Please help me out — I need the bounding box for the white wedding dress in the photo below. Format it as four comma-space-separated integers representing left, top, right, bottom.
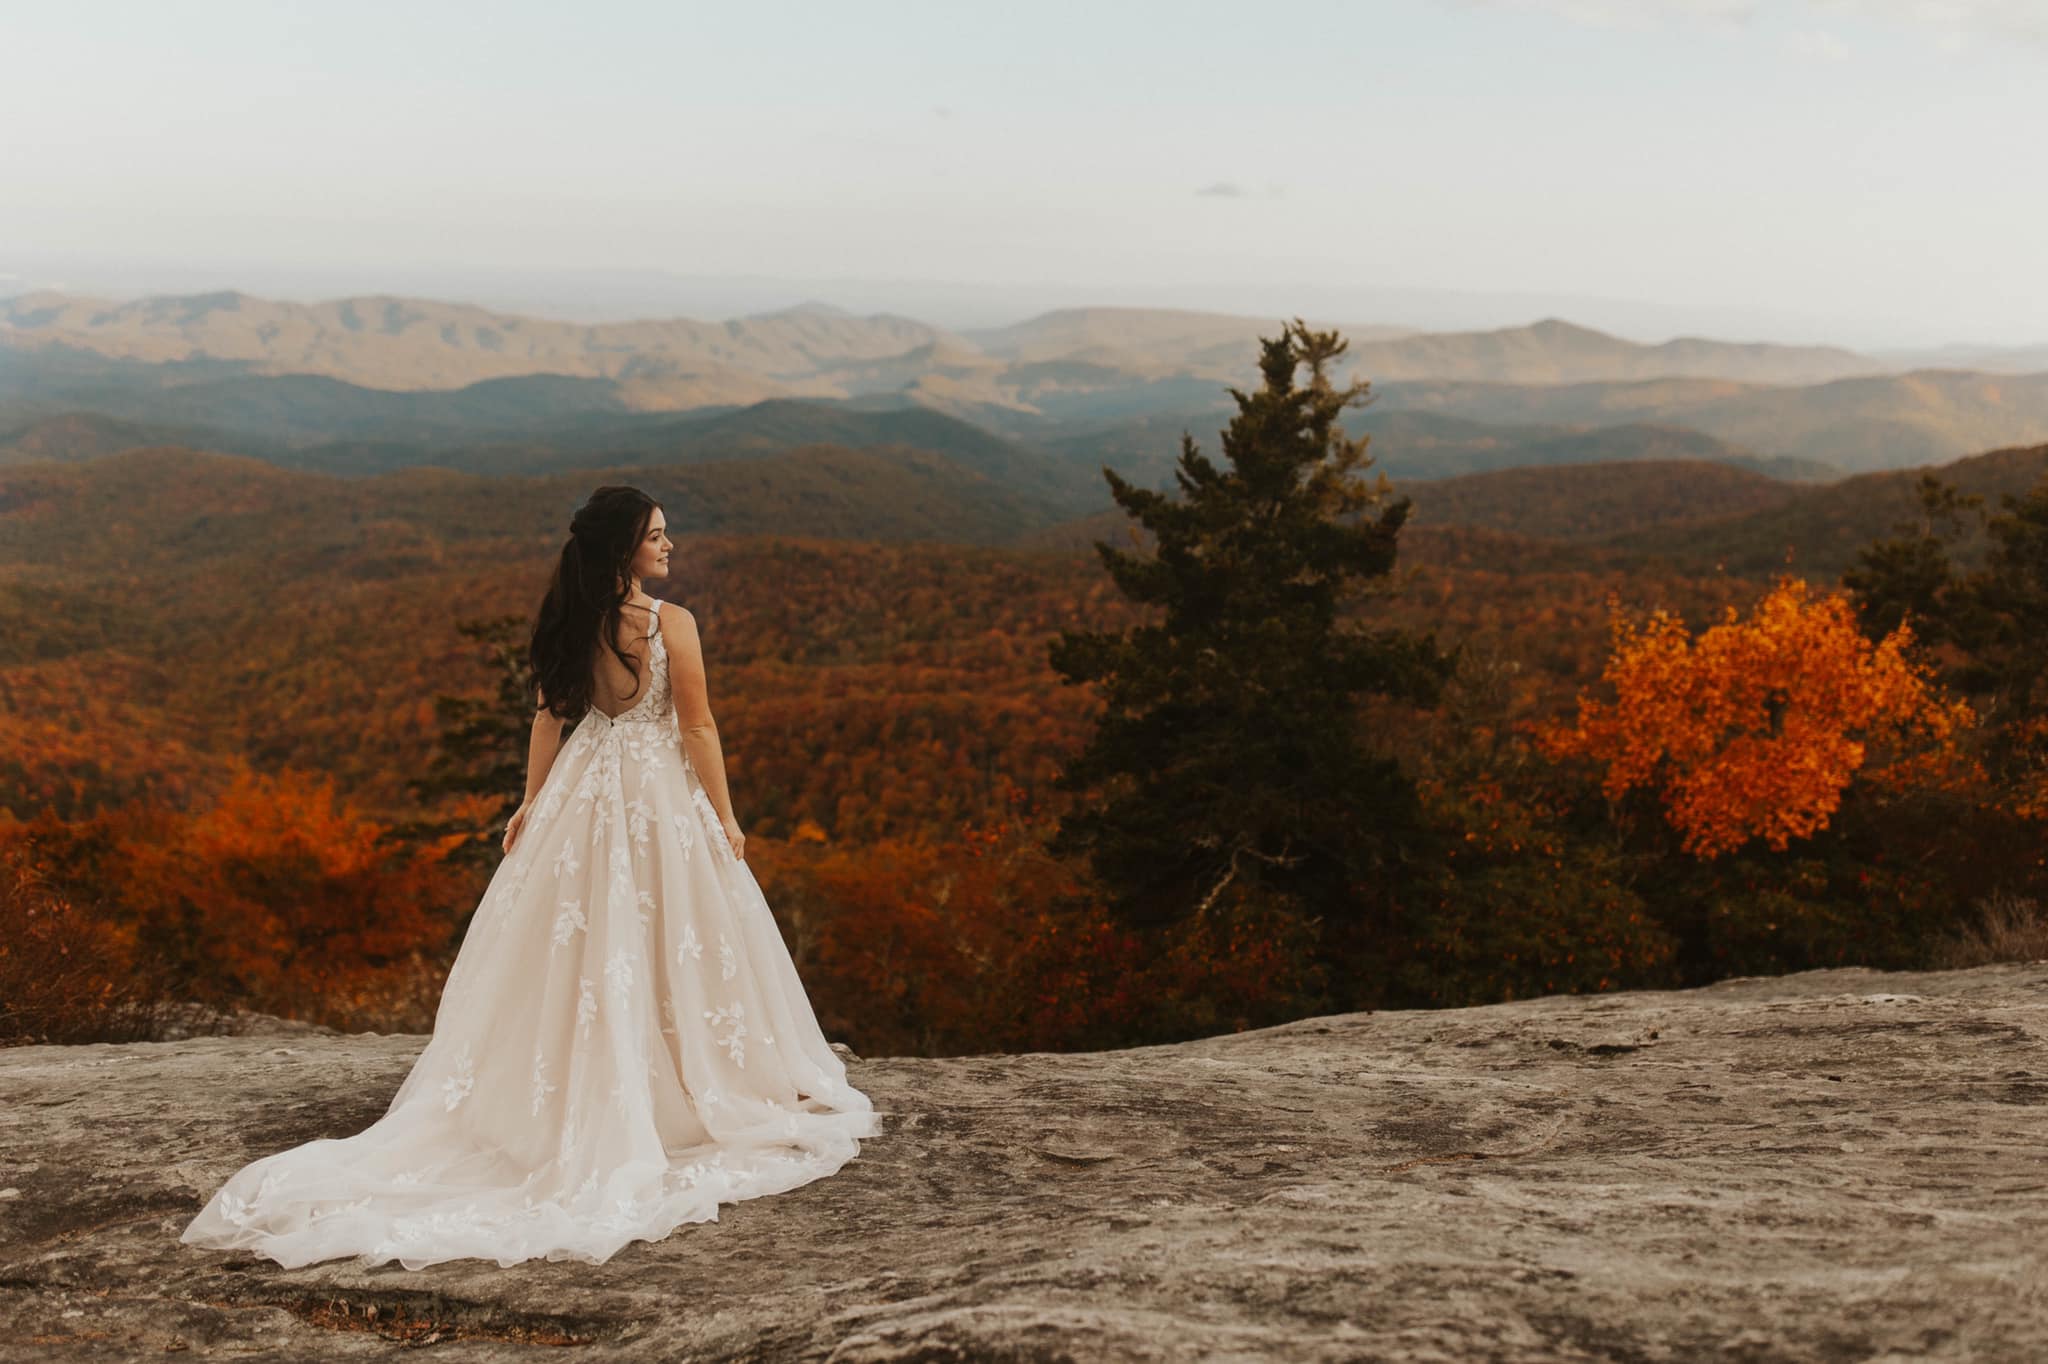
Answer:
181, 598, 883, 1270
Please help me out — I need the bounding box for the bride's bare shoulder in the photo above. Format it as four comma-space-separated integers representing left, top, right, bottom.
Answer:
657, 602, 701, 651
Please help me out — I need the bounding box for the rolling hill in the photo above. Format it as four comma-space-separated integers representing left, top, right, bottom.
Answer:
1038, 407, 1834, 490
1597, 442, 2048, 577
1339, 317, 1879, 386
0, 439, 1067, 596
429, 397, 1106, 514
1372, 372, 2048, 474
0, 412, 261, 465
1400, 460, 1801, 541
0, 390, 1114, 522
956, 306, 1415, 372
1016, 441, 2048, 584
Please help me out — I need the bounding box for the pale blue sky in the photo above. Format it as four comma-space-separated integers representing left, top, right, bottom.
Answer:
2, 0, 2043, 345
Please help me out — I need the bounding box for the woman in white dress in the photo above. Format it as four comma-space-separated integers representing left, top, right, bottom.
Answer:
181, 485, 883, 1270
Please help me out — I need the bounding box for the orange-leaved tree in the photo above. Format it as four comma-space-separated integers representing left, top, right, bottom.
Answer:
119, 764, 469, 1019
1539, 576, 1976, 858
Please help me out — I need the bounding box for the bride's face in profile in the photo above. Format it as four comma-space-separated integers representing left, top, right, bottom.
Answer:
627, 510, 672, 589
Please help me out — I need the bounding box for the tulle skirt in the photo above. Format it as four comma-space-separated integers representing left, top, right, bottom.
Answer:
180, 710, 883, 1270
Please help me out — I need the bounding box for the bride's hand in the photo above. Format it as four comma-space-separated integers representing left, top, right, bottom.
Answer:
502, 802, 530, 854
720, 815, 746, 861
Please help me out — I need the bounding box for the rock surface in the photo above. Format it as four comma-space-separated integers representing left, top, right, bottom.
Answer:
3, 963, 2045, 1362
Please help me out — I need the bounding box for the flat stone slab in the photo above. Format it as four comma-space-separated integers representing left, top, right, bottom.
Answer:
2, 962, 2044, 1361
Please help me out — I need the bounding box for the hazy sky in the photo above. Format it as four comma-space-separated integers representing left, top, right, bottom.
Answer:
3, 0, 2043, 346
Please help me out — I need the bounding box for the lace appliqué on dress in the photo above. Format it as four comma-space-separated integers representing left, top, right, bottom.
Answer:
179, 598, 881, 1271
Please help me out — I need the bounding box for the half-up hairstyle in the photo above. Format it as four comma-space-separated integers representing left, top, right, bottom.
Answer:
529, 485, 662, 724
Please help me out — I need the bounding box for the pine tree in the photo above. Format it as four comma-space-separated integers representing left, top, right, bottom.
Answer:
1846, 472, 2047, 722
400, 612, 531, 873
1969, 478, 2048, 725
1046, 318, 1454, 957
1845, 471, 2048, 794
1842, 473, 1984, 645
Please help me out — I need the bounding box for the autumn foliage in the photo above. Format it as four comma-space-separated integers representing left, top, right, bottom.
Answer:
121, 767, 470, 1020
763, 790, 1329, 1056
5, 438, 2044, 1048
1539, 577, 1976, 858
0, 845, 182, 1045
0, 765, 470, 1036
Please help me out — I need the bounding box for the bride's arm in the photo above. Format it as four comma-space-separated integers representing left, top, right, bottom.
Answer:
522, 687, 570, 805
662, 607, 737, 825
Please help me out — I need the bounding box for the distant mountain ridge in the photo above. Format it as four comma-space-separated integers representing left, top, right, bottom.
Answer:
7, 289, 2048, 479
0, 289, 954, 409
1340, 318, 1878, 386
0, 290, 1947, 406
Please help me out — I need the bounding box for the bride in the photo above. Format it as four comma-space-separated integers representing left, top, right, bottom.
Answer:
181, 485, 883, 1270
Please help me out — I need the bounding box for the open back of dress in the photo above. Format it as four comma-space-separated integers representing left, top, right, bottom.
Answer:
590, 599, 662, 720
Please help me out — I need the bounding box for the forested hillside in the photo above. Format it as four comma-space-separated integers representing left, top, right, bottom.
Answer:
4, 331, 2042, 1060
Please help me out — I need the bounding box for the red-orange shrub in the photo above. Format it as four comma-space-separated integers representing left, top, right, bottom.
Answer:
780, 790, 1326, 1055
0, 844, 184, 1045
115, 765, 469, 1020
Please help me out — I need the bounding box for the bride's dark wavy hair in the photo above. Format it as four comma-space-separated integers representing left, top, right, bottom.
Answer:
529, 486, 663, 724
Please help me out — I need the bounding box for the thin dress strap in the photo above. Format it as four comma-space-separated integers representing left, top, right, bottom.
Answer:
647, 598, 661, 638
